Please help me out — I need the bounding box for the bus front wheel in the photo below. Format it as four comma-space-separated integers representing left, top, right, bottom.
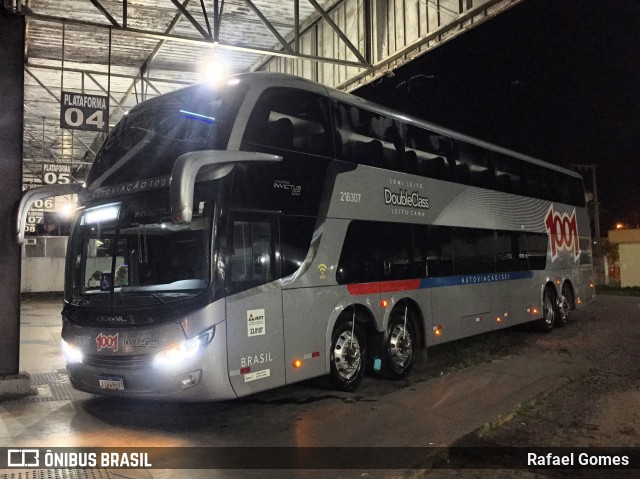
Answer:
329, 318, 367, 392
384, 310, 417, 380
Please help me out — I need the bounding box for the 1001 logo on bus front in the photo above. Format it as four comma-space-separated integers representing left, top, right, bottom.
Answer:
96, 333, 119, 352
545, 206, 579, 261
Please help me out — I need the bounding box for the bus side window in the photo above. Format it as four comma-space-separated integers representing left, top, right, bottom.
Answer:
405, 126, 456, 180
495, 231, 528, 272
334, 101, 402, 169
579, 237, 592, 265
337, 221, 414, 284
337, 221, 382, 284
242, 87, 332, 157
380, 223, 414, 280
267, 117, 293, 149
526, 233, 548, 270
280, 215, 316, 278
452, 228, 495, 275
229, 220, 274, 292
413, 225, 453, 277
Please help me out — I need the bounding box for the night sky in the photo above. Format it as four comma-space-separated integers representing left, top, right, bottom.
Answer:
355, 0, 640, 233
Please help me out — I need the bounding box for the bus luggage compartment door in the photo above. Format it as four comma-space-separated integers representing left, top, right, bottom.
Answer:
225, 287, 285, 397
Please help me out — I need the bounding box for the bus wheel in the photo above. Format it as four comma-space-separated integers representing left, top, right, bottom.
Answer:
384, 310, 417, 380
556, 290, 570, 327
329, 318, 366, 392
538, 287, 557, 333
558, 283, 575, 326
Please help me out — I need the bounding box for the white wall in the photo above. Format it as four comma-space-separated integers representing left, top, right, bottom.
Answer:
21, 257, 66, 293
619, 243, 640, 288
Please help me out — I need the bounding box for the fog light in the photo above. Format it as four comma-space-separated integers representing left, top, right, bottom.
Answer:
180, 370, 202, 389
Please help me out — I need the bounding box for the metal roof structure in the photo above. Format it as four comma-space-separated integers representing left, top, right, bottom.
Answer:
9, 0, 521, 188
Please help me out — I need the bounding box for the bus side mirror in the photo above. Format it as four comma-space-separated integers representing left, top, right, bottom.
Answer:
170, 150, 282, 225
15, 183, 83, 244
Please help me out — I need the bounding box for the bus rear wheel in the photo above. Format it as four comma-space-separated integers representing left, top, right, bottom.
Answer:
538, 287, 557, 333
557, 283, 574, 327
329, 318, 366, 392
384, 310, 417, 380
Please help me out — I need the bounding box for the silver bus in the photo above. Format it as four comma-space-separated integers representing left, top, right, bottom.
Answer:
17, 72, 594, 400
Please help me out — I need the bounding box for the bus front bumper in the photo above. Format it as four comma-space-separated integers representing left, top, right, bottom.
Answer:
64, 321, 236, 402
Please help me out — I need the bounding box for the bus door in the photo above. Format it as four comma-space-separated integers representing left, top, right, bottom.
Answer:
224, 213, 285, 397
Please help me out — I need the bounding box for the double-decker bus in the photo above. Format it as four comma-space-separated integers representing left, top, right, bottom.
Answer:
17, 72, 594, 400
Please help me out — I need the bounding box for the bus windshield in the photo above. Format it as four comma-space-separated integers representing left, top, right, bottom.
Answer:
66, 187, 215, 308
87, 82, 247, 188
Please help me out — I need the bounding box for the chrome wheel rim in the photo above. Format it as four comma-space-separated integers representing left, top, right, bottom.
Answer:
543, 291, 555, 326
389, 323, 413, 369
558, 294, 569, 321
333, 330, 361, 381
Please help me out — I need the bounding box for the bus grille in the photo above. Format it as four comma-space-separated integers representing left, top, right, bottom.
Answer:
82, 353, 152, 369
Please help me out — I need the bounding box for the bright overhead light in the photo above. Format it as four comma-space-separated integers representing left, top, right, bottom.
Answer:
201, 57, 227, 85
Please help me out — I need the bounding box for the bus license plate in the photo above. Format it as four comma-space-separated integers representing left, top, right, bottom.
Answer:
98, 376, 124, 390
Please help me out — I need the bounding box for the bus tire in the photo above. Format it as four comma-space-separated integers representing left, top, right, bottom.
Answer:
384, 310, 417, 380
329, 318, 367, 392
538, 287, 557, 333
558, 283, 574, 326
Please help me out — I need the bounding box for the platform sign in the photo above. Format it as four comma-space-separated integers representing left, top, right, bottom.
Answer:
42, 163, 71, 185
23, 198, 55, 234
42, 163, 71, 184
60, 91, 109, 132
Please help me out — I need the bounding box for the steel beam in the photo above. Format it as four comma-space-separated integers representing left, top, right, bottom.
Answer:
24, 128, 62, 162
85, 72, 127, 113
24, 68, 98, 157
26, 61, 194, 85
243, 0, 294, 53
199, 0, 212, 37
89, 0, 121, 28
337, 0, 515, 90
25, 66, 59, 102
169, 0, 211, 40
25, 9, 367, 68
307, 0, 370, 67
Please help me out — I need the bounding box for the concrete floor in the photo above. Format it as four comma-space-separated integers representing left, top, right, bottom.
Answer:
1, 296, 601, 478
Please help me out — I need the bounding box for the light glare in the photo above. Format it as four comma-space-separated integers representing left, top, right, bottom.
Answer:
62, 339, 83, 364
61, 203, 75, 218
82, 204, 120, 225
202, 57, 227, 84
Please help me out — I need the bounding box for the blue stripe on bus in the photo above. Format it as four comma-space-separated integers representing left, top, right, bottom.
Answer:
419, 270, 534, 289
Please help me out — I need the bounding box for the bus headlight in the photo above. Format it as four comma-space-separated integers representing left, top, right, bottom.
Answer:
153, 327, 215, 367
62, 339, 84, 364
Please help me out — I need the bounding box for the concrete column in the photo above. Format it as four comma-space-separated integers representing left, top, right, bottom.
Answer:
0, 9, 30, 397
